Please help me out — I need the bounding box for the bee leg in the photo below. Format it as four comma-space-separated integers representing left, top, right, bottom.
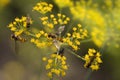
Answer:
58, 47, 64, 56
14, 41, 19, 54
53, 48, 64, 56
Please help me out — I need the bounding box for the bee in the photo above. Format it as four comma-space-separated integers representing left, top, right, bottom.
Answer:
49, 26, 65, 56
54, 47, 64, 56
48, 26, 65, 42
48, 33, 57, 39
86, 53, 97, 68
11, 34, 26, 54
48, 33, 63, 42
26, 14, 31, 28
57, 25, 65, 35
58, 47, 64, 56
11, 34, 26, 42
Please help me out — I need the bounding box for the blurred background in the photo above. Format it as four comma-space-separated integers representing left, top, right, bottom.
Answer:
0, 0, 120, 80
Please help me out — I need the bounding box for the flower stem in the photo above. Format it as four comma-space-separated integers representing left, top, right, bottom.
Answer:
25, 31, 36, 37
81, 38, 92, 43
67, 48, 85, 61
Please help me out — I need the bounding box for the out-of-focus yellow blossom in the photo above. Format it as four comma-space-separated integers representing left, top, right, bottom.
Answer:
69, 1, 107, 48
103, 0, 113, 11
69, 0, 120, 49
0, 0, 10, 9
54, 0, 73, 8
115, 0, 120, 8
70, 3, 105, 28
83, 48, 102, 71
8, 16, 33, 36
42, 54, 68, 78
91, 27, 106, 47
104, 13, 120, 48
33, 1, 53, 14
92, 1, 120, 48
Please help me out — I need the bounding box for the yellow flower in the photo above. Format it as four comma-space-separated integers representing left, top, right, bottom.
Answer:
35, 33, 41, 38
62, 65, 68, 70
46, 64, 51, 70
15, 29, 24, 36
57, 13, 62, 17
39, 30, 44, 34
15, 18, 20, 22
30, 38, 35, 43
54, 69, 60, 76
84, 54, 90, 61
67, 33, 71, 37
22, 16, 27, 21
10, 27, 16, 31
61, 70, 66, 76
48, 59, 53, 64
42, 57, 47, 61
66, 17, 70, 21
50, 14, 54, 18
75, 40, 80, 45
96, 57, 102, 63
90, 65, 99, 71
61, 61, 66, 65
78, 24, 82, 28
47, 72, 52, 78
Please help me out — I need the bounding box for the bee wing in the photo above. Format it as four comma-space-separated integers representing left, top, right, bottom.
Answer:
58, 26, 65, 35
26, 14, 31, 22
14, 40, 19, 54
26, 14, 31, 28
53, 39, 61, 50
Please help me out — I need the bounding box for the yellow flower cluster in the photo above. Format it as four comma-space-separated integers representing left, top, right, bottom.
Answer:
40, 13, 70, 29
54, 0, 73, 8
30, 30, 53, 48
33, 1, 53, 14
8, 16, 32, 36
83, 48, 102, 71
63, 24, 88, 51
42, 54, 68, 78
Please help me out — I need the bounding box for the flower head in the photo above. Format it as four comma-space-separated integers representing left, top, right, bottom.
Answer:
8, 16, 33, 36
33, 1, 53, 14
83, 48, 102, 71
63, 24, 88, 51
42, 54, 68, 78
